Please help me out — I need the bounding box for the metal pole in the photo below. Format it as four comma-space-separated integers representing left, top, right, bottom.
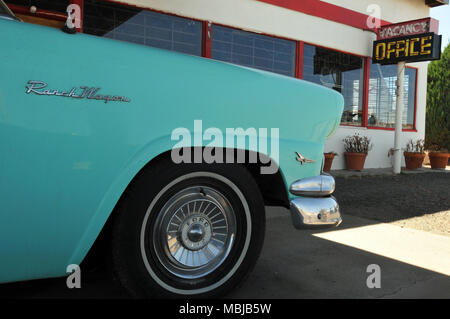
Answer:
393, 61, 405, 174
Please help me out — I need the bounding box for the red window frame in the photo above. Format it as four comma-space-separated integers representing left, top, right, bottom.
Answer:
202, 21, 212, 58
295, 41, 304, 79
7, 0, 418, 132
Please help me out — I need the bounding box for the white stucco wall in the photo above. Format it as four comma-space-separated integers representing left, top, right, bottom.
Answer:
116, 0, 430, 169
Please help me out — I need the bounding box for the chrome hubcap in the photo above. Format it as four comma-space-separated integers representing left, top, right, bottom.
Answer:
152, 186, 236, 279
180, 214, 212, 251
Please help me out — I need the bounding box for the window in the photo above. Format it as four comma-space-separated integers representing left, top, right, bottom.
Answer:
303, 44, 365, 126
5, 0, 69, 27
368, 62, 416, 129
6, 0, 69, 13
83, 0, 202, 56
211, 25, 296, 77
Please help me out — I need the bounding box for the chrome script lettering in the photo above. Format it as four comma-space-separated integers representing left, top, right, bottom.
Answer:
25, 80, 131, 103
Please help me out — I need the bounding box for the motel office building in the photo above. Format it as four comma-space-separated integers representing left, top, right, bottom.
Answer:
7, 0, 448, 169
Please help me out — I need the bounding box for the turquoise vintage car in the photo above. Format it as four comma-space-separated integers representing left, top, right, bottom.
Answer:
0, 1, 343, 297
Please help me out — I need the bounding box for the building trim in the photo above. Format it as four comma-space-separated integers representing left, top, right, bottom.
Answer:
362, 57, 371, 128
295, 41, 304, 79
366, 126, 418, 132
411, 66, 419, 132
257, 0, 391, 31
202, 21, 212, 58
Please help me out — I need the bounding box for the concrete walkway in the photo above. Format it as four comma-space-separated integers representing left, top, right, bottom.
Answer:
313, 219, 450, 277
230, 208, 450, 299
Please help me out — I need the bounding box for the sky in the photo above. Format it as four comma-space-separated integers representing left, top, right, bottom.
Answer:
430, 4, 450, 51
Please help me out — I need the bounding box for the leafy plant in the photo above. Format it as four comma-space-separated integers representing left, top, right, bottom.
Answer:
324, 151, 338, 156
426, 43, 450, 151
427, 144, 449, 153
343, 133, 373, 154
404, 139, 425, 153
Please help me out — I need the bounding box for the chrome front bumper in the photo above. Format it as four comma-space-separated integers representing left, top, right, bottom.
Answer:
289, 174, 342, 229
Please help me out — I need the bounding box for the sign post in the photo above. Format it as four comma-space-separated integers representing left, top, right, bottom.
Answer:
393, 61, 405, 174
372, 18, 442, 174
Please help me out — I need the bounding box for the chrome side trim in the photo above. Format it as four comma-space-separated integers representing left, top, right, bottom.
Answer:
0, 0, 20, 21
0, 14, 17, 21
290, 196, 342, 229
289, 174, 335, 197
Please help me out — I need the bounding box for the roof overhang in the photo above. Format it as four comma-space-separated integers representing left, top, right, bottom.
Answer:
425, 0, 449, 7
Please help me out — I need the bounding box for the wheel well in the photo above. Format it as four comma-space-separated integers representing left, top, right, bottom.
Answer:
148, 148, 290, 208
242, 160, 290, 207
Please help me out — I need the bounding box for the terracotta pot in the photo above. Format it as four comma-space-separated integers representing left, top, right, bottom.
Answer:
323, 153, 335, 172
403, 152, 425, 170
428, 152, 450, 169
344, 152, 367, 171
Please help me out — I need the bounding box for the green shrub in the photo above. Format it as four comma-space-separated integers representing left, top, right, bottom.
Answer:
426, 43, 450, 151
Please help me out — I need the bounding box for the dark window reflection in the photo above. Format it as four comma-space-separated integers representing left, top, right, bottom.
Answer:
368, 63, 416, 129
5, 0, 69, 13
212, 25, 296, 77
303, 44, 364, 126
83, 0, 202, 56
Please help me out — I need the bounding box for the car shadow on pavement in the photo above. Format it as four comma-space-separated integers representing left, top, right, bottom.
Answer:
229, 208, 450, 299
0, 264, 129, 299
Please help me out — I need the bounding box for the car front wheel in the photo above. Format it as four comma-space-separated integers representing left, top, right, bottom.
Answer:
111, 158, 265, 298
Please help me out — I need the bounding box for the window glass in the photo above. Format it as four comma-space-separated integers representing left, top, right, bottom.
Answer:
211, 25, 296, 77
303, 44, 364, 126
368, 62, 416, 129
83, 0, 202, 56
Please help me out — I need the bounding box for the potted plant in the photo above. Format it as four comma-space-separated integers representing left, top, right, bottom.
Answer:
343, 133, 372, 171
427, 144, 450, 169
403, 139, 425, 170
323, 152, 338, 172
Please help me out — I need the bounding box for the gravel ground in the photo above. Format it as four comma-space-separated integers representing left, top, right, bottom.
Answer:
333, 172, 450, 236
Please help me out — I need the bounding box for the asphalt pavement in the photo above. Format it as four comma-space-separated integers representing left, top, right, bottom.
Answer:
1, 207, 449, 299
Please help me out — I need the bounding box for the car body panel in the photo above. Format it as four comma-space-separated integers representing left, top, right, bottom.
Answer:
0, 19, 343, 283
